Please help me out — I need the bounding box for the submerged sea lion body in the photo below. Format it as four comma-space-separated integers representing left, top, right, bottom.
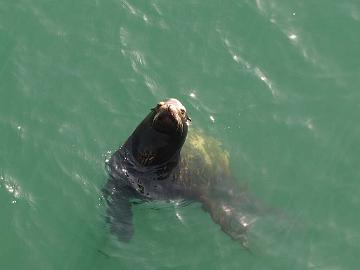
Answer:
104, 99, 254, 243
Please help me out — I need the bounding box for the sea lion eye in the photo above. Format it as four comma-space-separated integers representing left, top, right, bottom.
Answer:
151, 101, 165, 112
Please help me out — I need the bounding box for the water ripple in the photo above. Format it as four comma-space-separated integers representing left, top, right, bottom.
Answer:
0, 173, 35, 207
251, 0, 347, 87
121, 0, 152, 25
221, 35, 280, 98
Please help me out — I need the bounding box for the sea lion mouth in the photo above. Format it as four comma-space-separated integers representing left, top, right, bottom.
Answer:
152, 98, 190, 135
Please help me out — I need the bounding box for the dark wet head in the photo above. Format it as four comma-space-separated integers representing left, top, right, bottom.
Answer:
152, 98, 191, 136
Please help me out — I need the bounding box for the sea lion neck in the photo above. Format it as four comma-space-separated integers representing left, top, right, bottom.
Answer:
125, 112, 187, 168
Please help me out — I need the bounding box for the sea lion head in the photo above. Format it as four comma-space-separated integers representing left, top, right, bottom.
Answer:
151, 98, 191, 136
126, 98, 191, 167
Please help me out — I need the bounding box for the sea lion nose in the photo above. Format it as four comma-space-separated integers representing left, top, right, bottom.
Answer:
167, 104, 175, 112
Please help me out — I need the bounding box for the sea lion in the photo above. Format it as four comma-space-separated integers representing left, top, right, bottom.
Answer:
103, 98, 256, 244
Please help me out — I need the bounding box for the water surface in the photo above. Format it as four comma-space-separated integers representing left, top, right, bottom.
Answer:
1, 1, 360, 269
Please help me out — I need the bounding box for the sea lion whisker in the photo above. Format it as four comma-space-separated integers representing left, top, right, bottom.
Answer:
152, 113, 159, 126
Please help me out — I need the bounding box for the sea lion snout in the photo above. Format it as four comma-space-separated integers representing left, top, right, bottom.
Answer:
152, 98, 190, 135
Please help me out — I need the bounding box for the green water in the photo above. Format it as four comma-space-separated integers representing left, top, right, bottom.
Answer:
1, 0, 360, 269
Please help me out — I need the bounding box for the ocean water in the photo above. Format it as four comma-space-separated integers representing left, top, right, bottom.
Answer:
1, 0, 360, 269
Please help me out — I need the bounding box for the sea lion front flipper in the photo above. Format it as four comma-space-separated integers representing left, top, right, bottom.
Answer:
201, 195, 257, 248
103, 178, 135, 242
